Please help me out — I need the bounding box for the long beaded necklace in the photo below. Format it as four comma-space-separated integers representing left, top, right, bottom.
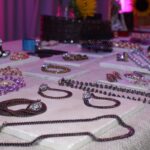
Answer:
58, 78, 150, 104
83, 91, 120, 109
0, 114, 134, 147
0, 99, 47, 117
128, 50, 150, 71
38, 84, 72, 99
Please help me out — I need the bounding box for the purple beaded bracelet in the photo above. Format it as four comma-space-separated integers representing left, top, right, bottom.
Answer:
0, 66, 26, 96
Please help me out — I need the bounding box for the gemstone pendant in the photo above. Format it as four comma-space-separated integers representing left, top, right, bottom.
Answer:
27, 100, 42, 111
83, 91, 92, 100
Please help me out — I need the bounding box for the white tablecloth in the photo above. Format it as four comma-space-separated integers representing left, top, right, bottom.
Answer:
0, 40, 150, 150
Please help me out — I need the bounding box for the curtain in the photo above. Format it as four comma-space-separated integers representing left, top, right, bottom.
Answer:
0, 0, 57, 41
0, 0, 109, 41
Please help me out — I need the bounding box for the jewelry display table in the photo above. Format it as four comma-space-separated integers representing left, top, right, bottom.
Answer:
0, 40, 150, 150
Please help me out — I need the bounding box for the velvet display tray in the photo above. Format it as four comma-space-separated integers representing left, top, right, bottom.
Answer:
0, 76, 144, 150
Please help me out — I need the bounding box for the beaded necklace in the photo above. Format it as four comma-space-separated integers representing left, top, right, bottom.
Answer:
0, 114, 134, 147
0, 99, 47, 117
58, 78, 150, 104
83, 91, 120, 109
38, 84, 72, 99
128, 50, 150, 71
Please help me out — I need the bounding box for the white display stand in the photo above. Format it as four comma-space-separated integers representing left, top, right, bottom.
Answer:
0, 76, 144, 150
19, 59, 90, 81
44, 54, 97, 67
100, 55, 150, 74
0, 55, 40, 68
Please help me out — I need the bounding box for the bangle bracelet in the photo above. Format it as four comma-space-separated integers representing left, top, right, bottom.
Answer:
62, 53, 88, 61
10, 52, 29, 61
58, 78, 150, 104
38, 84, 72, 99
0, 66, 26, 96
0, 99, 47, 117
41, 63, 71, 74
83, 91, 120, 109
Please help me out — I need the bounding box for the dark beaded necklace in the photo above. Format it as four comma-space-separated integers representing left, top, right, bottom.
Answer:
58, 78, 150, 104
38, 84, 72, 99
0, 114, 134, 147
83, 91, 120, 109
0, 99, 47, 117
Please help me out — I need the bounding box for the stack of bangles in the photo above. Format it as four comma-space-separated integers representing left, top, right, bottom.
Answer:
10, 52, 29, 61
62, 53, 88, 61
0, 66, 26, 96
113, 41, 140, 50
41, 63, 71, 74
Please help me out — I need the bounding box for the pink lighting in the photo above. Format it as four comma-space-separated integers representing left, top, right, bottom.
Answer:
120, 0, 133, 13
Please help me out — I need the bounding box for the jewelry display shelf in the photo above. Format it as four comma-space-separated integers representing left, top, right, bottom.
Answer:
0, 55, 40, 68
44, 54, 97, 67
99, 55, 150, 74
0, 76, 144, 150
19, 59, 90, 82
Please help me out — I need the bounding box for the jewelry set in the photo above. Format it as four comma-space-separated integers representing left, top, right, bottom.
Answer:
0, 38, 149, 146
0, 80, 135, 146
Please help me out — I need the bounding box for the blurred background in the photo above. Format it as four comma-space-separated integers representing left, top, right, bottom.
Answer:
0, 0, 149, 41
